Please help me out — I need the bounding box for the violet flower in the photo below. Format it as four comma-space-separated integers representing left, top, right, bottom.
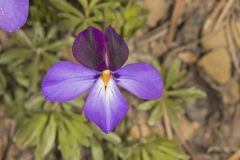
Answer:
42, 26, 163, 133
0, 0, 29, 32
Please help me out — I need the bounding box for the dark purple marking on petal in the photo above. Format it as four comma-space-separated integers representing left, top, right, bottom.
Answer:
104, 26, 129, 71
42, 61, 100, 102
83, 78, 128, 133
0, 0, 29, 32
113, 63, 164, 99
72, 27, 107, 71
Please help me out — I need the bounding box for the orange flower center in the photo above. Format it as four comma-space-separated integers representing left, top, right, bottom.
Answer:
101, 70, 111, 86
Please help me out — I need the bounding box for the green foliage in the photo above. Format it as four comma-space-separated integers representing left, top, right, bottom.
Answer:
15, 111, 92, 160
138, 59, 206, 125
0, 1, 199, 160
91, 138, 104, 160
116, 138, 189, 160
29, 0, 58, 26
0, 22, 73, 96
49, 0, 146, 36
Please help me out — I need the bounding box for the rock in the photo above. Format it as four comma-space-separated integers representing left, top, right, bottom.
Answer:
129, 125, 141, 140
201, 22, 228, 49
178, 51, 198, 64
202, 13, 240, 50
198, 48, 231, 84
143, 0, 169, 27
177, 117, 200, 141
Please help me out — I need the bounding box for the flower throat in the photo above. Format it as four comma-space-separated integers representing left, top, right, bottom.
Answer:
101, 70, 111, 86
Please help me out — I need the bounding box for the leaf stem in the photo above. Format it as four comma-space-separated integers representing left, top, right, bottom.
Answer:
163, 98, 173, 140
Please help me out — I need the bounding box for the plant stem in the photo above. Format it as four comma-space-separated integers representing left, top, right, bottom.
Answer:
163, 99, 173, 140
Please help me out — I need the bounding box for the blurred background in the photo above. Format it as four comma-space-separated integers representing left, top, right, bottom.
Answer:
0, 0, 240, 160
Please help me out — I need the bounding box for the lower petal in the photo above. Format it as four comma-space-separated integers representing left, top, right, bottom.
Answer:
42, 61, 99, 102
83, 78, 128, 133
114, 63, 163, 99
0, 0, 29, 32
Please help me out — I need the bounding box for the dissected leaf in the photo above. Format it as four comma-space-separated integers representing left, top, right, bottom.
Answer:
36, 114, 57, 159
25, 96, 45, 110
165, 59, 186, 89
148, 103, 162, 126
32, 22, 45, 47
91, 138, 104, 160
0, 49, 32, 65
0, 70, 6, 95
50, 0, 83, 17
14, 30, 32, 48
45, 36, 74, 51
167, 87, 206, 99
58, 121, 80, 160
138, 100, 158, 111
124, 3, 141, 20
15, 113, 48, 147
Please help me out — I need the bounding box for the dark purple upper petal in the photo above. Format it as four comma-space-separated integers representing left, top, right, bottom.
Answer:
72, 27, 106, 71
105, 26, 129, 70
42, 61, 100, 102
113, 63, 163, 99
0, 0, 29, 32
83, 78, 128, 133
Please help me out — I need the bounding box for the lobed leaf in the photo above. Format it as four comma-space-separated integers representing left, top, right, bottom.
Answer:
165, 59, 186, 89
167, 87, 206, 100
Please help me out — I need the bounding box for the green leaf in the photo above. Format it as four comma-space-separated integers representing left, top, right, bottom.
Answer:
43, 52, 59, 69
0, 49, 32, 65
14, 30, 32, 47
32, 22, 45, 47
58, 121, 80, 160
50, 0, 83, 17
124, 18, 144, 36
58, 12, 83, 27
165, 59, 186, 89
138, 100, 158, 111
159, 139, 178, 148
95, 2, 120, 9
152, 59, 161, 72
15, 76, 29, 88
66, 97, 84, 108
141, 148, 150, 160
3, 93, 14, 107
28, 55, 40, 92
60, 113, 91, 146
167, 87, 206, 99
158, 145, 189, 160
165, 99, 183, 122
124, 3, 141, 20
0, 70, 6, 95
25, 96, 45, 110
102, 133, 121, 144
45, 36, 74, 52
36, 114, 57, 159
15, 113, 48, 147
91, 138, 104, 160
46, 26, 58, 40
78, 0, 88, 9
89, 0, 100, 10
148, 103, 162, 126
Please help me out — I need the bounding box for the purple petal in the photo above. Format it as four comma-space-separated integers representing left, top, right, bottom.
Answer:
104, 26, 129, 71
0, 0, 29, 32
84, 78, 128, 133
42, 61, 99, 102
72, 27, 107, 71
114, 63, 163, 99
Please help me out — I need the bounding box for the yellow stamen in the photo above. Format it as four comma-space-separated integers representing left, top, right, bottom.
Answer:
101, 70, 111, 86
